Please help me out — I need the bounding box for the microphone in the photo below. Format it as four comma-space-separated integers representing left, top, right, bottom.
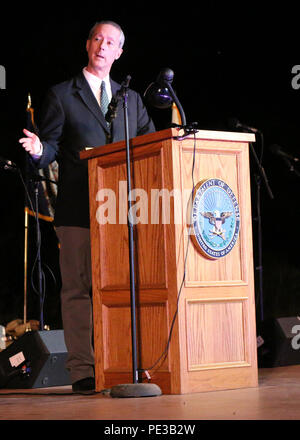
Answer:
0, 156, 17, 170
144, 68, 186, 125
105, 94, 119, 123
230, 117, 260, 133
270, 144, 299, 162
105, 75, 132, 123
156, 68, 174, 85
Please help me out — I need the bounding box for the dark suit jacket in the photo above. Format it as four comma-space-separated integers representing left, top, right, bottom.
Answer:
37, 71, 155, 228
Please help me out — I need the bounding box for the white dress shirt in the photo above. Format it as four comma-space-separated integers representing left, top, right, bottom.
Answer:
82, 67, 112, 106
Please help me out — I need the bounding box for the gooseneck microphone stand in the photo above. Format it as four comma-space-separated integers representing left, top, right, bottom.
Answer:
143, 67, 198, 140
107, 77, 161, 398
158, 68, 187, 127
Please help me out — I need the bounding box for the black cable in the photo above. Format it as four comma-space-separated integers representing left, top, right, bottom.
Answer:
18, 166, 58, 327
140, 130, 197, 377
17, 168, 35, 214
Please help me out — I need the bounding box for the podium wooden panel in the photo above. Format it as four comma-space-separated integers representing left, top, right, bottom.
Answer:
80, 128, 258, 394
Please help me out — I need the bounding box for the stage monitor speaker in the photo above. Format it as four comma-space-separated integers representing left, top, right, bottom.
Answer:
0, 330, 71, 389
258, 317, 300, 368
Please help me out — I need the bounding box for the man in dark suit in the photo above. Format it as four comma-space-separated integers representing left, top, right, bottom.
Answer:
19, 20, 155, 394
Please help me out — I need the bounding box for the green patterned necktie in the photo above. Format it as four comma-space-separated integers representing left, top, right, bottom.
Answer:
100, 80, 109, 117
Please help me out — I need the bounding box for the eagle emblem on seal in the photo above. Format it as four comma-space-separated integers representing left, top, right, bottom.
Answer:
201, 210, 232, 241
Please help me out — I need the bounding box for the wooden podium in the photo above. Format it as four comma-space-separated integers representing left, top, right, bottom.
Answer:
80, 128, 258, 394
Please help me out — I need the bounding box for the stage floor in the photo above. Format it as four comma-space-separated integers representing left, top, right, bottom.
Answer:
1, 365, 300, 420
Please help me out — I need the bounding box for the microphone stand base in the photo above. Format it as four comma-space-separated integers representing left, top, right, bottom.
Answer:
110, 383, 162, 398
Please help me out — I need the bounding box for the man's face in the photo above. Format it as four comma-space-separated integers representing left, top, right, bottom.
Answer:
86, 23, 123, 77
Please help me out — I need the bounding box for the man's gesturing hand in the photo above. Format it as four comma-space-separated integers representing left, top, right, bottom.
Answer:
19, 129, 43, 156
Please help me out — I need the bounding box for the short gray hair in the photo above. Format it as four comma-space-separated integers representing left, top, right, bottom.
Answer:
88, 21, 125, 48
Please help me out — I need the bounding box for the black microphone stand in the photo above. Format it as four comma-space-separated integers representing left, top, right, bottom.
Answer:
230, 120, 274, 324
33, 176, 44, 330
108, 77, 161, 398
249, 134, 274, 324
23, 157, 57, 331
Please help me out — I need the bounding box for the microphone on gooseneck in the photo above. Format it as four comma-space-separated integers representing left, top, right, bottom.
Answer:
230, 117, 260, 133
270, 144, 299, 162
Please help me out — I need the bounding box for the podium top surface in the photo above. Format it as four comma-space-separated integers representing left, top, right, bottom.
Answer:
80, 127, 255, 161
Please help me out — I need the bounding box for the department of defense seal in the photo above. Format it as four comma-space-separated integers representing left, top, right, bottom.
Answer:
191, 179, 240, 259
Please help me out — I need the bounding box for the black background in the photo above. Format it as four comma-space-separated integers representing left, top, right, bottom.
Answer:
1, 2, 300, 330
